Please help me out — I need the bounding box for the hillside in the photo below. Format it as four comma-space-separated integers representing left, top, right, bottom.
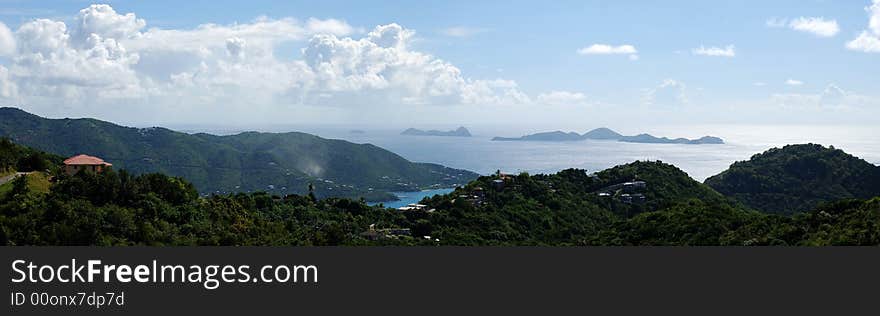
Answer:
705, 144, 880, 215
0, 138, 64, 174
0, 108, 478, 200
1, 140, 878, 246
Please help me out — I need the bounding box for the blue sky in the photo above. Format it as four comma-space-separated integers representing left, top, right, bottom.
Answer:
0, 1, 877, 128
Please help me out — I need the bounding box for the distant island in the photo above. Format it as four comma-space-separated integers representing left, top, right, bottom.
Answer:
492, 127, 723, 144
401, 127, 472, 137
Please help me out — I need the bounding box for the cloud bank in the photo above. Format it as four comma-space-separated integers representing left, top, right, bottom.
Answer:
0, 4, 556, 123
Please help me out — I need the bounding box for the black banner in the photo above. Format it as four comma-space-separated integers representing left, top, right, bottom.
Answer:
2, 247, 878, 315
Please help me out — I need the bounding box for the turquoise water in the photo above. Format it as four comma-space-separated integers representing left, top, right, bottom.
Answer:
370, 188, 455, 209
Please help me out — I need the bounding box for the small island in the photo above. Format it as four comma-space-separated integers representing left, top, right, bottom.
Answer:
492, 127, 723, 144
401, 126, 472, 137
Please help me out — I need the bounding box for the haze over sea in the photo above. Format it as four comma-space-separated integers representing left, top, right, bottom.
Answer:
175, 124, 880, 183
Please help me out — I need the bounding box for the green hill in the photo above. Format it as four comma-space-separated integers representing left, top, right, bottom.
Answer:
593, 161, 728, 211
1, 139, 877, 246
0, 107, 477, 201
407, 161, 737, 245
705, 144, 880, 215
0, 137, 63, 173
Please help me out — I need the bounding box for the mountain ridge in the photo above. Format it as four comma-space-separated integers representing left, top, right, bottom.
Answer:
492, 127, 723, 144
0, 107, 479, 200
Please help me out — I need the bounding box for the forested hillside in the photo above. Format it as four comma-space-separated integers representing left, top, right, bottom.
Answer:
0, 108, 477, 201
1, 138, 878, 246
0, 138, 63, 173
705, 144, 880, 215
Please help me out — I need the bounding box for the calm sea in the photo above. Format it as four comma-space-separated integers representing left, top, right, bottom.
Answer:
176, 124, 879, 206
307, 124, 880, 182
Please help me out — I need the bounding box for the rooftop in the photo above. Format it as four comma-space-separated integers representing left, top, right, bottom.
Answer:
63, 154, 112, 166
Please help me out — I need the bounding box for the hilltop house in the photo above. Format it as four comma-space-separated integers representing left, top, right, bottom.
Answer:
63, 154, 112, 176
622, 181, 647, 193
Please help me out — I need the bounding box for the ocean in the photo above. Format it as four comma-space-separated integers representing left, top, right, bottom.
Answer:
306, 124, 880, 182
174, 123, 880, 206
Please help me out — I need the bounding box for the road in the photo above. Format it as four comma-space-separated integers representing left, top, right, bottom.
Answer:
0, 172, 31, 186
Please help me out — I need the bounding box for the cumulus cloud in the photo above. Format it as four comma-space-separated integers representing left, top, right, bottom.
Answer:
692, 45, 735, 57
785, 79, 804, 86
225, 37, 246, 59
644, 79, 687, 106
11, 14, 143, 99
846, 0, 880, 52
0, 65, 18, 99
0, 4, 533, 121
305, 18, 356, 36
71, 4, 145, 44
578, 44, 638, 60
365, 23, 414, 49
536, 91, 588, 106
0, 22, 15, 56
767, 17, 840, 37
299, 23, 527, 106
125, 17, 310, 54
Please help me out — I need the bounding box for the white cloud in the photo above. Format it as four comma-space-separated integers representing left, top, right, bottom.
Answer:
577, 44, 638, 60
767, 17, 840, 37
847, 0, 880, 52
440, 26, 488, 37
299, 23, 526, 106
819, 84, 847, 107
125, 17, 311, 53
644, 79, 687, 106
692, 45, 735, 57
536, 91, 588, 106
788, 17, 840, 37
225, 37, 246, 59
578, 44, 637, 55
771, 84, 873, 109
0, 4, 533, 121
11, 14, 143, 98
0, 65, 18, 99
305, 18, 356, 36
0, 22, 15, 56
785, 79, 804, 86
846, 31, 880, 52
771, 93, 816, 108
71, 4, 145, 44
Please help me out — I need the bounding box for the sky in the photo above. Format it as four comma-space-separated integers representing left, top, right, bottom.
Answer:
0, 0, 878, 130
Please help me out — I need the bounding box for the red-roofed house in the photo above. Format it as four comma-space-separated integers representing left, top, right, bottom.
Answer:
63, 154, 112, 176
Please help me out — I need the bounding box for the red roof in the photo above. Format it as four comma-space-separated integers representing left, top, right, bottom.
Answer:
64, 154, 112, 166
